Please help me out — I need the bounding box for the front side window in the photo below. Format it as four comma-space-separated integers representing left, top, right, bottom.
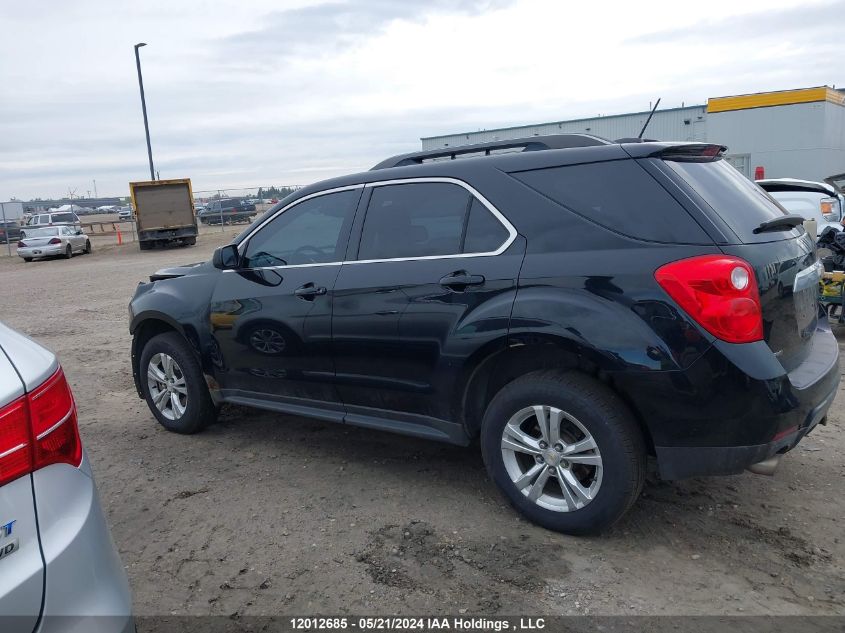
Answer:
242, 189, 359, 268
357, 182, 508, 260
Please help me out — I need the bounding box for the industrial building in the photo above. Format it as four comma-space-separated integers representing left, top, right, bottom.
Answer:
421, 86, 845, 182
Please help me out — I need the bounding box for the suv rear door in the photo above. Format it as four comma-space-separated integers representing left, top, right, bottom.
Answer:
0, 341, 44, 632
331, 178, 524, 438
652, 151, 819, 371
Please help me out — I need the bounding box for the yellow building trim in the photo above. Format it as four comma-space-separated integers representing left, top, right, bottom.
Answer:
707, 87, 843, 113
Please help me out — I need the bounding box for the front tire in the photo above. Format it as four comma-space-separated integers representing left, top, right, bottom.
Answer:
84, 240, 92, 254
140, 332, 218, 434
64, 244, 72, 259
481, 370, 645, 535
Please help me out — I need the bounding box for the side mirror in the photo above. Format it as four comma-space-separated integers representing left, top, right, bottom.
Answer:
213, 244, 239, 270
76, 229, 83, 235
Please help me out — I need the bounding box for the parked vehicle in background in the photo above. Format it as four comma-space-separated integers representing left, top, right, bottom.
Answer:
0, 201, 25, 222
0, 322, 133, 631
117, 206, 133, 221
25, 211, 81, 230
194, 204, 208, 215
129, 135, 839, 535
198, 199, 257, 224
0, 220, 23, 244
130, 179, 198, 250
757, 178, 844, 236
18, 226, 91, 262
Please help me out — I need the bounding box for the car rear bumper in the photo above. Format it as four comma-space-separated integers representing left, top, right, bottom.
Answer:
32, 454, 133, 633
18, 245, 63, 258
613, 320, 840, 480
654, 381, 836, 479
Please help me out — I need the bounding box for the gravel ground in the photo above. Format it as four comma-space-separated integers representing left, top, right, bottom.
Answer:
0, 233, 843, 617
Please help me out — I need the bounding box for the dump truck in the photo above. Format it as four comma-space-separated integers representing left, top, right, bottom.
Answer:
129, 178, 198, 250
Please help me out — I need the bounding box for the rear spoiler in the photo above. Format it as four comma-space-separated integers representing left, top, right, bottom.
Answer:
650, 144, 727, 162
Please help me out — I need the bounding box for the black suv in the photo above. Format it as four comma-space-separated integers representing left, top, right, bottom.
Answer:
129, 135, 839, 534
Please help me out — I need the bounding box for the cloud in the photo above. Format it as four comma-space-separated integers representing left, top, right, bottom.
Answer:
627, 0, 843, 45
222, 0, 514, 62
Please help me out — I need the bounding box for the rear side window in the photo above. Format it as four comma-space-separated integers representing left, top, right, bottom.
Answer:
512, 160, 708, 243
359, 183, 469, 260
357, 182, 510, 260
464, 198, 509, 253
664, 158, 789, 241
52, 213, 74, 223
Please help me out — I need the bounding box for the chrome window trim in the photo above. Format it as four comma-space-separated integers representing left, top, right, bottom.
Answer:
350, 177, 517, 265
227, 176, 516, 273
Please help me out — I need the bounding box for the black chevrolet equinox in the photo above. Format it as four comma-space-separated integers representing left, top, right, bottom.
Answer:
129, 135, 839, 534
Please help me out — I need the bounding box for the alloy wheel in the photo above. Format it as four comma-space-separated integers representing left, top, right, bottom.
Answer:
500, 405, 603, 512
147, 353, 188, 421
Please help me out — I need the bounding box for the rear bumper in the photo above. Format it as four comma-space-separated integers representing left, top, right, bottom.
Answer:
18, 245, 63, 258
655, 382, 836, 479
32, 454, 133, 633
614, 321, 840, 480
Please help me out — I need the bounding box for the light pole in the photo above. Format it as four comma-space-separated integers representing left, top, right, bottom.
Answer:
134, 43, 155, 181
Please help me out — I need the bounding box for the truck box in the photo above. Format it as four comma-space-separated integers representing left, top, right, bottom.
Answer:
129, 179, 198, 249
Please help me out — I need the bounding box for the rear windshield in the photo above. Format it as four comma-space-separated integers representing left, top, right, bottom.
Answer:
664, 158, 790, 241
23, 228, 59, 237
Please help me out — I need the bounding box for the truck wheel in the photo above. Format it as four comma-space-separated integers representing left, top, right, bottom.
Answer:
481, 370, 646, 535
185, 237, 197, 246
140, 332, 218, 434
139, 241, 152, 251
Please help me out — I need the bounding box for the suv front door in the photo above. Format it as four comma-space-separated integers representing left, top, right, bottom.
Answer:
209, 187, 362, 417
332, 179, 524, 441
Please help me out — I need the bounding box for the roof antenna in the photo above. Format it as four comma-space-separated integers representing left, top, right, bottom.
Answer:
638, 97, 661, 139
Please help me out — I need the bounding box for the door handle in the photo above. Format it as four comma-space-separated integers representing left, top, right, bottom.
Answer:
439, 271, 485, 289
294, 283, 327, 299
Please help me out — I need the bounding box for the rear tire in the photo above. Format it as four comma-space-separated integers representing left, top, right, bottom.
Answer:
480, 370, 645, 535
139, 332, 218, 434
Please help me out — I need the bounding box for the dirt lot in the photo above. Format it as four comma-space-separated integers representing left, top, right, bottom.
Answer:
0, 232, 843, 617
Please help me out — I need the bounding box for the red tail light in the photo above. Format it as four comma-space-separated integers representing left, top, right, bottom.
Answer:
654, 255, 763, 344
48, 238, 61, 244
0, 367, 82, 487
17, 241, 26, 248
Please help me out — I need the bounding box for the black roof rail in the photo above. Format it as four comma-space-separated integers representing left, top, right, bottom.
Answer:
371, 134, 612, 170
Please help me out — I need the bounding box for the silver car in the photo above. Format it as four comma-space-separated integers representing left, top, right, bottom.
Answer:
0, 322, 133, 633
18, 226, 91, 262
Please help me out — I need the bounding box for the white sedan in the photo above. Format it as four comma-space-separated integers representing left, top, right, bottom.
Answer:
18, 226, 91, 262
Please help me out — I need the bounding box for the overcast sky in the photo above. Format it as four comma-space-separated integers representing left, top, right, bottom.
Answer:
1, 0, 843, 200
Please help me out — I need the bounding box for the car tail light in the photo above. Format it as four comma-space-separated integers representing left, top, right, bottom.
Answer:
48, 237, 61, 244
654, 255, 763, 344
0, 368, 82, 487
17, 241, 25, 248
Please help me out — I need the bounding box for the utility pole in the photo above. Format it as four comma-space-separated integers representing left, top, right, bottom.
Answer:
93, 179, 98, 198
134, 43, 156, 181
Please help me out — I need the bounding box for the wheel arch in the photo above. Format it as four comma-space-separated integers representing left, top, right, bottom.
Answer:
460, 335, 656, 456
130, 313, 199, 398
